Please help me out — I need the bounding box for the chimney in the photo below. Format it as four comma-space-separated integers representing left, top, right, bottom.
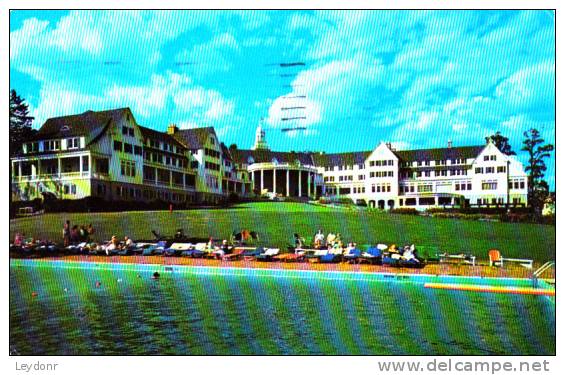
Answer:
385, 142, 391, 149
167, 124, 178, 135
447, 140, 452, 149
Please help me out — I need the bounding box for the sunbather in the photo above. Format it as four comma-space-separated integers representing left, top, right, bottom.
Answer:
214, 240, 231, 259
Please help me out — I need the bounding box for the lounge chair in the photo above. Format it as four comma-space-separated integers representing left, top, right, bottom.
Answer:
360, 247, 383, 264
319, 252, 342, 263
148, 241, 167, 256
255, 248, 280, 261
273, 252, 306, 262
489, 249, 533, 268
164, 242, 193, 256
305, 249, 328, 262
242, 247, 265, 260
343, 248, 362, 263
439, 252, 476, 266
223, 247, 247, 261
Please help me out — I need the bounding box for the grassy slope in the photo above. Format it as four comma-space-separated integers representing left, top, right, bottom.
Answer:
9, 202, 555, 262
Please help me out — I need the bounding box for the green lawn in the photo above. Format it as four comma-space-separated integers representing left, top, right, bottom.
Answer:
9, 202, 555, 262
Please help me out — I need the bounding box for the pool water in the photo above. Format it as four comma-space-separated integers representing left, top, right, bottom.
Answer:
9, 260, 555, 355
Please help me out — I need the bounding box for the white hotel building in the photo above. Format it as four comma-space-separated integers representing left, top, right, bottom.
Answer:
11, 107, 528, 210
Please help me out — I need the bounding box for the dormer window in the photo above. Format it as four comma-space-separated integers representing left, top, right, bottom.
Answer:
61, 125, 70, 131
272, 157, 279, 165
247, 156, 254, 164
45, 140, 60, 151
67, 137, 80, 149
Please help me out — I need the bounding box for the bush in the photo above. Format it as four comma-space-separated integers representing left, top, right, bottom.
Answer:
228, 192, 239, 203
390, 208, 419, 215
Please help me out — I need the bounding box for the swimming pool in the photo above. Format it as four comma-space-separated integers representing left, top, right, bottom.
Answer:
10, 259, 555, 355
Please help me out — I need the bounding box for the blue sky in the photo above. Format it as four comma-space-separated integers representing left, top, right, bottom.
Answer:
10, 10, 555, 187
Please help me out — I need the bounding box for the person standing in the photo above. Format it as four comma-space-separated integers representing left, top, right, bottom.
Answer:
63, 220, 71, 247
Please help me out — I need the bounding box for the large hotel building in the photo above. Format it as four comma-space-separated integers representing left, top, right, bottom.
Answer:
11, 107, 528, 210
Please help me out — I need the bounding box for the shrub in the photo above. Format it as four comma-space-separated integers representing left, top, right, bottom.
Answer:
390, 208, 419, 215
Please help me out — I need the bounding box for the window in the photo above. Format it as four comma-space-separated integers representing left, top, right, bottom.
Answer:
96, 158, 109, 174
481, 181, 498, 190
485, 167, 495, 173
358, 175, 365, 180
123, 143, 133, 154
129, 128, 134, 137
134, 145, 142, 155
67, 138, 80, 149
484, 155, 489, 161
520, 181, 525, 189
26, 142, 39, 153
475, 167, 483, 174
45, 140, 60, 151
497, 166, 506, 173
120, 160, 136, 177
82, 157, 89, 172
425, 171, 431, 177
417, 184, 432, 193
210, 137, 215, 145
490, 155, 497, 161
455, 184, 460, 191
113, 140, 122, 152
467, 183, 472, 190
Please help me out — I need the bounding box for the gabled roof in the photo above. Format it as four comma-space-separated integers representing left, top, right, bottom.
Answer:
394, 145, 484, 163
220, 143, 233, 161
34, 108, 131, 143
137, 125, 186, 150
173, 127, 217, 150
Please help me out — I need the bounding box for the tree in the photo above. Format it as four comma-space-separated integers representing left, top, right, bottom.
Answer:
521, 128, 554, 213
486, 131, 516, 156
10, 89, 35, 157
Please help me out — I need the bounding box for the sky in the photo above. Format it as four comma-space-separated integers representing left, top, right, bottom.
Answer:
10, 10, 555, 188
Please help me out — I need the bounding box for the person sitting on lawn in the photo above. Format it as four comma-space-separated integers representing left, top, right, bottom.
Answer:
293, 233, 304, 249
326, 232, 336, 247
314, 229, 325, 249
123, 236, 135, 249
14, 233, 24, 247
105, 235, 120, 255
214, 239, 230, 259
402, 244, 419, 263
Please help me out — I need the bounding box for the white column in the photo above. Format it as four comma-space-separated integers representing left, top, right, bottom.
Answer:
169, 170, 173, 187
79, 155, 83, 175
286, 169, 290, 196
298, 170, 302, 197
37, 159, 41, 177
183, 173, 186, 188
273, 168, 277, 194
307, 172, 311, 197
18, 161, 22, 180
260, 169, 264, 192
155, 167, 158, 185
88, 154, 92, 177
57, 158, 62, 177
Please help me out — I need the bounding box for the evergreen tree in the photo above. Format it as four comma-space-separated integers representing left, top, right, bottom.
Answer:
9, 89, 35, 156
485, 131, 516, 156
521, 128, 554, 213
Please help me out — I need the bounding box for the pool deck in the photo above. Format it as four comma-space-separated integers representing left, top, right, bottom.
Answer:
11, 255, 553, 280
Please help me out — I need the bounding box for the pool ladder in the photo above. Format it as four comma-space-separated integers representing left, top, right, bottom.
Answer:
532, 261, 555, 288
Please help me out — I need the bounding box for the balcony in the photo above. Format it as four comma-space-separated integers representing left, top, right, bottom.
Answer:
13, 171, 91, 182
